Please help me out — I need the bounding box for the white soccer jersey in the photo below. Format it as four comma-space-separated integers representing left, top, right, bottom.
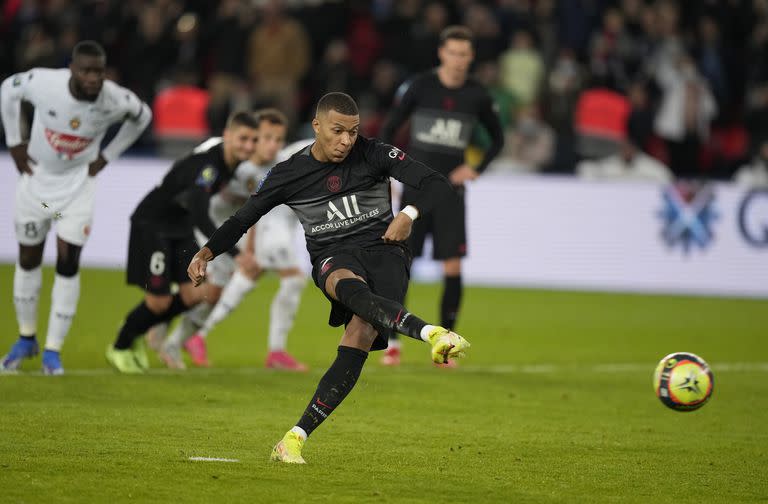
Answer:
206, 138, 314, 225
1, 68, 150, 199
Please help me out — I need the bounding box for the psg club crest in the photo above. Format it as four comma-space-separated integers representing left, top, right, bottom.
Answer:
327, 175, 342, 193
69, 117, 81, 130
658, 182, 719, 254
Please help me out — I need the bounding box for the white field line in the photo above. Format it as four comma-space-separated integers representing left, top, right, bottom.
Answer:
2, 362, 767, 377
188, 456, 240, 463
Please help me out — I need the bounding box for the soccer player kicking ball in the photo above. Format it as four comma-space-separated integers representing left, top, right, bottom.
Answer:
154, 111, 310, 371
188, 93, 470, 463
0, 41, 151, 374
105, 112, 259, 373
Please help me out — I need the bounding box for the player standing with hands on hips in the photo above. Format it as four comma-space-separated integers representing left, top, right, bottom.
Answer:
380, 26, 503, 366
0, 41, 151, 375
188, 93, 470, 463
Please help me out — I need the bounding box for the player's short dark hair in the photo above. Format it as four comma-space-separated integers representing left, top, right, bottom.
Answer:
439, 25, 474, 47
254, 108, 288, 127
316, 92, 359, 117
226, 110, 259, 130
72, 40, 106, 60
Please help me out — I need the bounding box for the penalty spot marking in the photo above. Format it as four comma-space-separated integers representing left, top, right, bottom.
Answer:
189, 456, 240, 463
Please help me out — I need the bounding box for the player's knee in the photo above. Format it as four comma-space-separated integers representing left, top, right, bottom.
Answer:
55, 240, 82, 277
55, 255, 80, 277
333, 277, 369, 306
443, 258, 461, 276
18, 246, 43, 270
179, 282, 206, 306
145, 294, 173, 314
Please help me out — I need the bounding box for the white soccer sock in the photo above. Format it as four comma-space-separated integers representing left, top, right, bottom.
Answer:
200, 270, 255, 338
13, 263, 42, 336
268, 275, 305, 352
290, 426, 308, 440
420, 324, 437, 342
186, 301, 213, 328
44, 274, 80, 351
165, 305, 209, 347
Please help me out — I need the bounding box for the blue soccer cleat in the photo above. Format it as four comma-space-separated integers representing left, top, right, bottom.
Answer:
42, 349, 64, 375
0, 337, 40, 371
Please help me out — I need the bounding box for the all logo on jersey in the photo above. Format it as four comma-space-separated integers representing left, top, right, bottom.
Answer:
246, 177, 257, 193
327, 175, 342, 193
327, 195, 361, 221
48, 110, 57, 117
12, 74, 21, 87
196, 166, 218, 191
415, 118, 466, 148
69, 117, 81, 130
310, 194, 381, 234
44, 128, 93, 160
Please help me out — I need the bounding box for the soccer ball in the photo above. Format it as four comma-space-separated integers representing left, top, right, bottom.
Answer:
653, 352, 714, 412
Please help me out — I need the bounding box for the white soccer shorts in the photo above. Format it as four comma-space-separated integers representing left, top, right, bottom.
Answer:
14, 172, 95, 247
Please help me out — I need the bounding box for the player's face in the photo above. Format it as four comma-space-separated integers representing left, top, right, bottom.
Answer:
438, 39, 474, 78
254, 122, 287, 164
70, 54, 106, 100
312, 110, 359, 163
223, 125, 259, 164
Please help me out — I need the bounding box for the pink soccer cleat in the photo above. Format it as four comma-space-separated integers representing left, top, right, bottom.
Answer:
183, 334, 210, 367
380, 346, 401, 366
265, 351, 308, 372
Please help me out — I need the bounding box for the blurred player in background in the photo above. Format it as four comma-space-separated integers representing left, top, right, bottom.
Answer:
152, 110, 311, 371
105, 111, 258, 374
0, 41, 151, 375
187, 92, 470, 463
380, 26, 503, 366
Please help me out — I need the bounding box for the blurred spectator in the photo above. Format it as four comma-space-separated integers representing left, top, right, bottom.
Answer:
545, 47, 584, 133
531, 0, 558, 67
472, 61, 517, 149
495, 103, 555, 173
653, 54, 717, 178
312, 39, 352, 99
408, 1, 450, 72
588, 7, 639, 90
15, 23, 57, 70
246, 0, 311, 122
120, 3, 176, 103
695, 15, 728, 107
346, 2, 382, 80
577, 122, 673, 182
499, 29, 544, 105
463, 3, 504, 64
733, 140, 768, 187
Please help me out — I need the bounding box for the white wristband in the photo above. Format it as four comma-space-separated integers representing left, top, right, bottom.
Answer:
400, 205, 419, 221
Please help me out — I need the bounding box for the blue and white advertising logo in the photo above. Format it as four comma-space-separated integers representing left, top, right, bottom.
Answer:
658, 183, 719, 254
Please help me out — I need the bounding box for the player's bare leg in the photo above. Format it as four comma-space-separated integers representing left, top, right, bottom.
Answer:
2, 242, 45, 372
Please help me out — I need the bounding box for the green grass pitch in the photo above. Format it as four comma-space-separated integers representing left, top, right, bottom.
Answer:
0, 264, 767, 503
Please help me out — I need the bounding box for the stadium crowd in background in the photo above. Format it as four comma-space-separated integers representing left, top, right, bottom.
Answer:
1, 0, 766, 182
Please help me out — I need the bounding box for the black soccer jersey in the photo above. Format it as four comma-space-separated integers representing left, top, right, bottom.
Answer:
205, 136, 456, 264
131, 141, 234, 239
380, 70, 503, 175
